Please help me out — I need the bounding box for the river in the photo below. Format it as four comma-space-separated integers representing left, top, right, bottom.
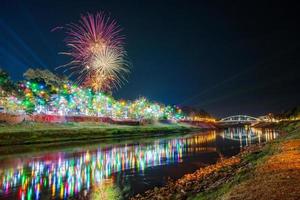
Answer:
0, 127, 278, 200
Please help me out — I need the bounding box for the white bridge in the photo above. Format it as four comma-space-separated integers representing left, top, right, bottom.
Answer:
218, 115, 260, 125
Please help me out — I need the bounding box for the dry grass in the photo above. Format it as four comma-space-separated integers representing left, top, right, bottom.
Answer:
223, 140, 300, 200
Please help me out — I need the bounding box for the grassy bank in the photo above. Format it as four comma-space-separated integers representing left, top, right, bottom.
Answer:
190, 120, 300, 200
0, 122, 199, 146
132, 121, 300, 200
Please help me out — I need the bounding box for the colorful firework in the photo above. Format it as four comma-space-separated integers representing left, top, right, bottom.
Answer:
59, 12, 129, 92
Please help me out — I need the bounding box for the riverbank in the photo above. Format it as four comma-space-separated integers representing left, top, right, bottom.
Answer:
0, 122, 202, 146
131, 120, 300, 200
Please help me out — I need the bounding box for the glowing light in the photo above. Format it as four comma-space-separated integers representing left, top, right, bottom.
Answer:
1, 79, 184, 120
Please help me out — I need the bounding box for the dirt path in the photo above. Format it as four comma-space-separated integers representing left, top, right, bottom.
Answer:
223, 139, 300, 200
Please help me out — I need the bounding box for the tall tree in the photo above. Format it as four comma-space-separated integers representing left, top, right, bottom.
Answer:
0, 68, 16, 96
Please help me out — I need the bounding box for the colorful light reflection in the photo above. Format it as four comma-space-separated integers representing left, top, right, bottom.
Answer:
0, 133, 216, 200
0, 129, 278, 199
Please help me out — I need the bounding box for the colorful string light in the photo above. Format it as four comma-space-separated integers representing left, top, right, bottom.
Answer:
1, 80, 184, 120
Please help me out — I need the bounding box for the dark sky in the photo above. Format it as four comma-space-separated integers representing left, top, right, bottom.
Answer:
0, 0, 299, 117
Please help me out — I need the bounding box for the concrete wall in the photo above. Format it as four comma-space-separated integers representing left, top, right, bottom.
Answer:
0, 113, 140, 125
0, 113, 25, 124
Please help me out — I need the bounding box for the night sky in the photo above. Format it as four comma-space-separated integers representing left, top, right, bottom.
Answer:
0, 0, 299, 117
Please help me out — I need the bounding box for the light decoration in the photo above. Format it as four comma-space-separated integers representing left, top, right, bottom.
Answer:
0, 80, 184, 121
0, 96, 23, 114
0, 132, 216, 199
184, 114, 216, 123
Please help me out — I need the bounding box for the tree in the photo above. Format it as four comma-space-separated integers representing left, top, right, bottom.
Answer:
180, 106, 213, 120
279, 106, 300, 120
0, 68, 16, 96
24, 68, 68, 90
21, 68, 69, 114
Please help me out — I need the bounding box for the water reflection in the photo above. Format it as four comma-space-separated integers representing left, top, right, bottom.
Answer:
0, 127, 277, 200
222, 127, 278, 147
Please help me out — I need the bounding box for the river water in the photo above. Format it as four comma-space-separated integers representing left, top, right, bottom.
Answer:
0, 127, 278, 200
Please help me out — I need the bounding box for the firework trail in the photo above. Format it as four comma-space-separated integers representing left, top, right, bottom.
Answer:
59, 12, 129, 92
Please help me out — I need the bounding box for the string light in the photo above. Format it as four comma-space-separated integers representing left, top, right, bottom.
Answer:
1, 81, 184, 120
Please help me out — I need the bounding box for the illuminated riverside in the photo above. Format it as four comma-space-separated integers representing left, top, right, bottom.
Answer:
0, 128, 278, 200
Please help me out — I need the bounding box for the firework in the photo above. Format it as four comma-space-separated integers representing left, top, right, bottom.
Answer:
60, 12, 129, 92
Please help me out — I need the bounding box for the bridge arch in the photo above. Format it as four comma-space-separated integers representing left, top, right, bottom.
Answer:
219, 115, 260, 122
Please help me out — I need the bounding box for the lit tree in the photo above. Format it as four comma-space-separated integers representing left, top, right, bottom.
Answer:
24, 68, 68, 90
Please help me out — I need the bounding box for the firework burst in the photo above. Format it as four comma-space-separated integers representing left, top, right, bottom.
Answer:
59, 12, 129, 92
